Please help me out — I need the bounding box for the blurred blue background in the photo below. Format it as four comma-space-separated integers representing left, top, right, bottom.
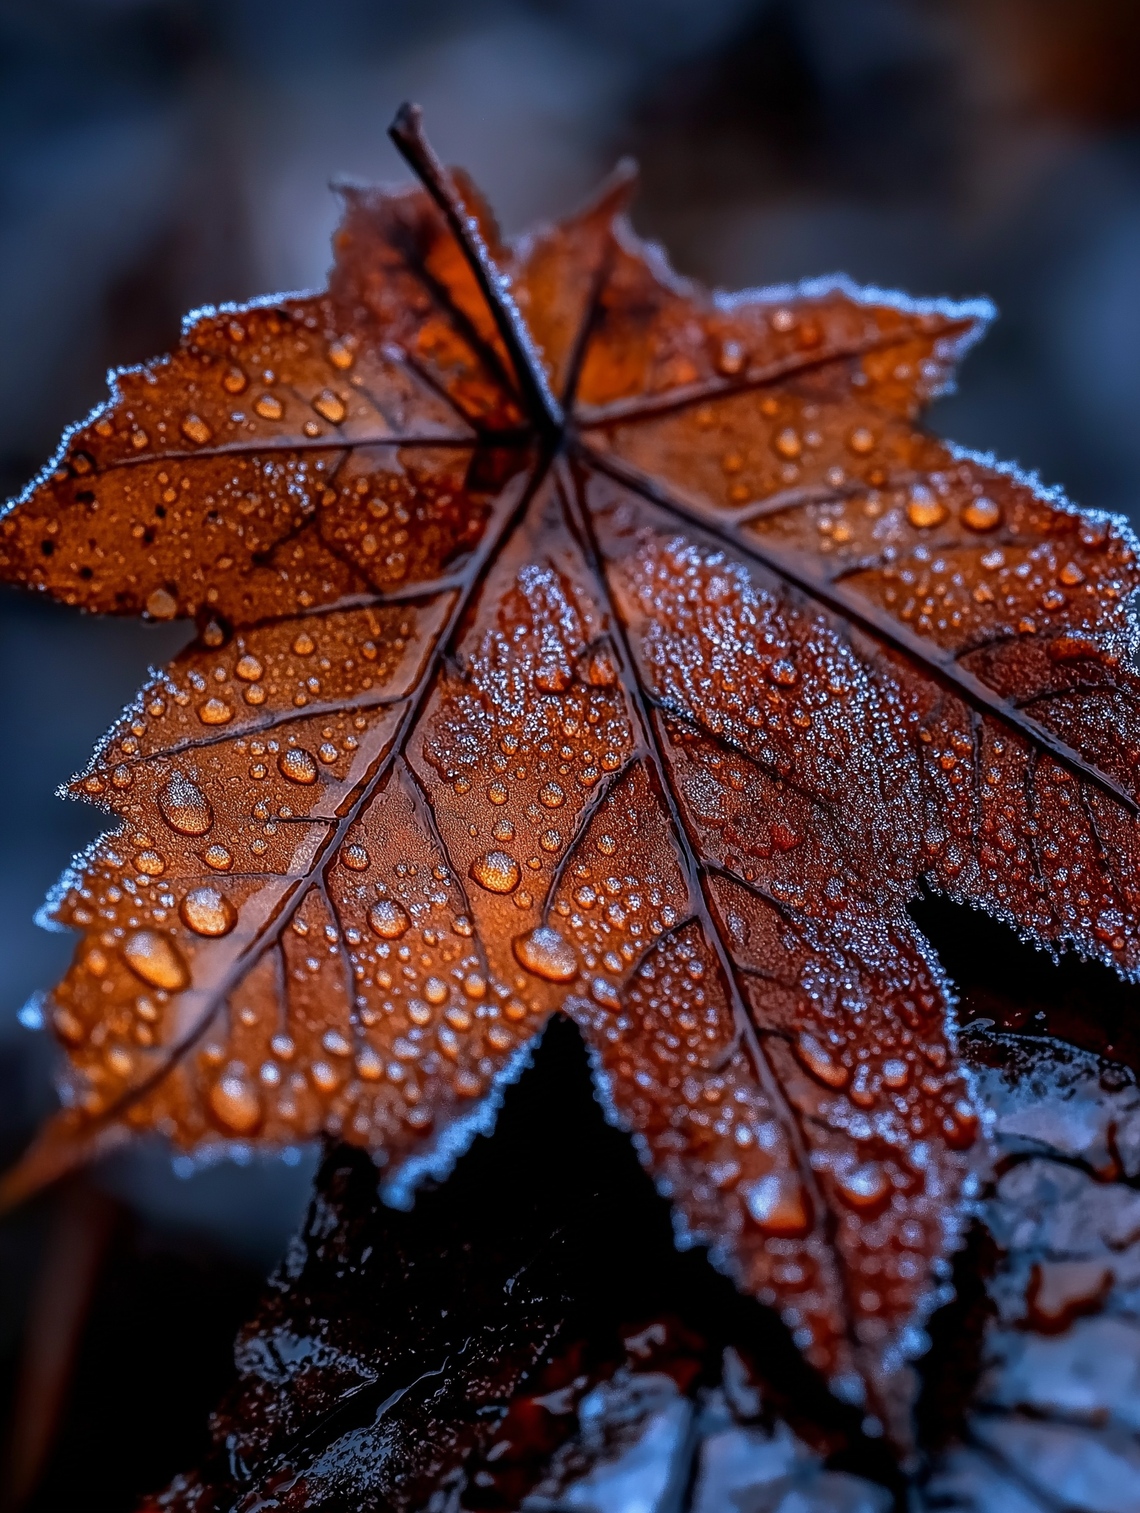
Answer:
3, 0, 1140, 1504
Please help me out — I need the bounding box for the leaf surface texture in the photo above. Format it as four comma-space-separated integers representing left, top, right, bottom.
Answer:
5, 122, 1140, 1427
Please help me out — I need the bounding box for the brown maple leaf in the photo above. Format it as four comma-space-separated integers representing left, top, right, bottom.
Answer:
3, 104, 1139, 1438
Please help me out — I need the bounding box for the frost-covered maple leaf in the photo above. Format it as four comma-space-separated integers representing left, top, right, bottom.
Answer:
5, 105, 1140, 1438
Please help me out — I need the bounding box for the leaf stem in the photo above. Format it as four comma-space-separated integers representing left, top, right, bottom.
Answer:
389, 103, 564, 442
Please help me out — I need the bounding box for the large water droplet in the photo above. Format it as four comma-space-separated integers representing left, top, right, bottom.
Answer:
198, 697, 233, 726
368, 899, 410, 939
121, 930, 189, 991
106, 1046, 134, 1077
209, 1070, 261, 1133
539, 782, 565, 809
906, 489, 947, 529
962, 496, 1001, 532
743, 1170, 812, 1237
470, 850, 520, 893
146, 588, 177, 620
356, 1045, 383, 1080
204, 844, 233, 871
944, 1099, 978, 1150
181, 414, 211, 446
311, 1061, 339, 1093
487, 1023, 513, 1052
159, 773, 213, 835
255, 394, 283, 421
584, 649, 617, 686
834, 1162, 890, 1211
535, 665, 572, 693
235, 654, 263, 682
849, 1063, 875, 1109
312, 390, 346, 424
513, 925, 577, 982
717, 339, 745, 375
590, 976, 620, 1009
134, 849, 166, 877
341, 843, 370, 871
180, 886, 237, 937
794, 1030, 849, 1089
278, 748, 318, 784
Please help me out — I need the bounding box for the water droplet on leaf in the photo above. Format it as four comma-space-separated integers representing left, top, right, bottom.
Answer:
146, 589, 177, 620
470, 850, 520, 893
906, 492, 947, 529
962, 496, 1001, 531
513, 925, 577, 981
795, 1030, 849, 1089
835, 1162, 890, 1211
312, 390, 346, 424
210, 1070, 261, 1133
180, 886, 237, 937
744, 1171, 812, 1237
198, 697, 233, 725
181, 414, 211, 446
159, 773, 213, 835
235, 654, 263, 681
122, 930, 189, 991
368, 899, 410, 939
356, 1046, 383, 1079
278, 748, 318, 784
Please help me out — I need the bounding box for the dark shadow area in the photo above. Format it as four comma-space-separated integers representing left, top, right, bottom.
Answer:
144, 1016, 908, 1512
911, 887, 1140, 1080
912, 1220, 999, 1457
0, 1194, 261, 1513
